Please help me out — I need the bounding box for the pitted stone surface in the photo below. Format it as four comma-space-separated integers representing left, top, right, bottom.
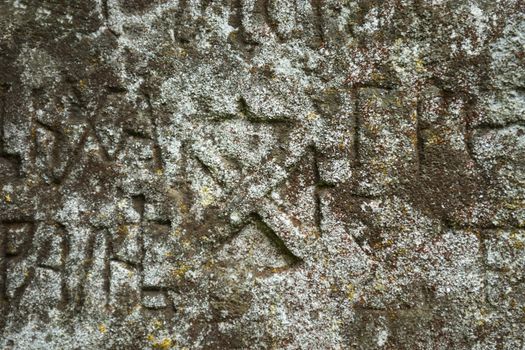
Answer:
1, 0, 525, 349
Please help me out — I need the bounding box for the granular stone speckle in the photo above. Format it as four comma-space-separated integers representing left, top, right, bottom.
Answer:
1, 0, 524, 349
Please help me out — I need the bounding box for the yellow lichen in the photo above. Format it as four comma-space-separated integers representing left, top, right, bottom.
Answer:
510, 231, 525, 250
98, 323, 108, 334
4, 193, 12, 203
346, 283, 356, 300
395, 97, 402, 107
199, 186, 215, 206
426, 133, 443, 145
503, 200, 524, 210
372, 242, 382, 250
176, 48, 188, 58
117, 225, 129, 236
167, 188, 189, 214
374, 283, 386, 292
410, 110, 417, 121
415, 58, 425, 73
172, 264, 190, 279
309, 230, 320, 238
203, 260, 214, 270
229, 31, 238, 41
397, 247, 408, 255
153, 338, 173, 349
306, 111, 319, 121
179, 203, 189, 214
370, 72, 385, 83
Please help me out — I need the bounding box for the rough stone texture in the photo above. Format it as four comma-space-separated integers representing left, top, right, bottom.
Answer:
0, 0, 524, 349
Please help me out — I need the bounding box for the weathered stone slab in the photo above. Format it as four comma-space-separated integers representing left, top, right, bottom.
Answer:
1, 0, 524, 348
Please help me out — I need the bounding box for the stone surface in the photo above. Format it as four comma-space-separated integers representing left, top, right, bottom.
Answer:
0, 0, 524, 349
